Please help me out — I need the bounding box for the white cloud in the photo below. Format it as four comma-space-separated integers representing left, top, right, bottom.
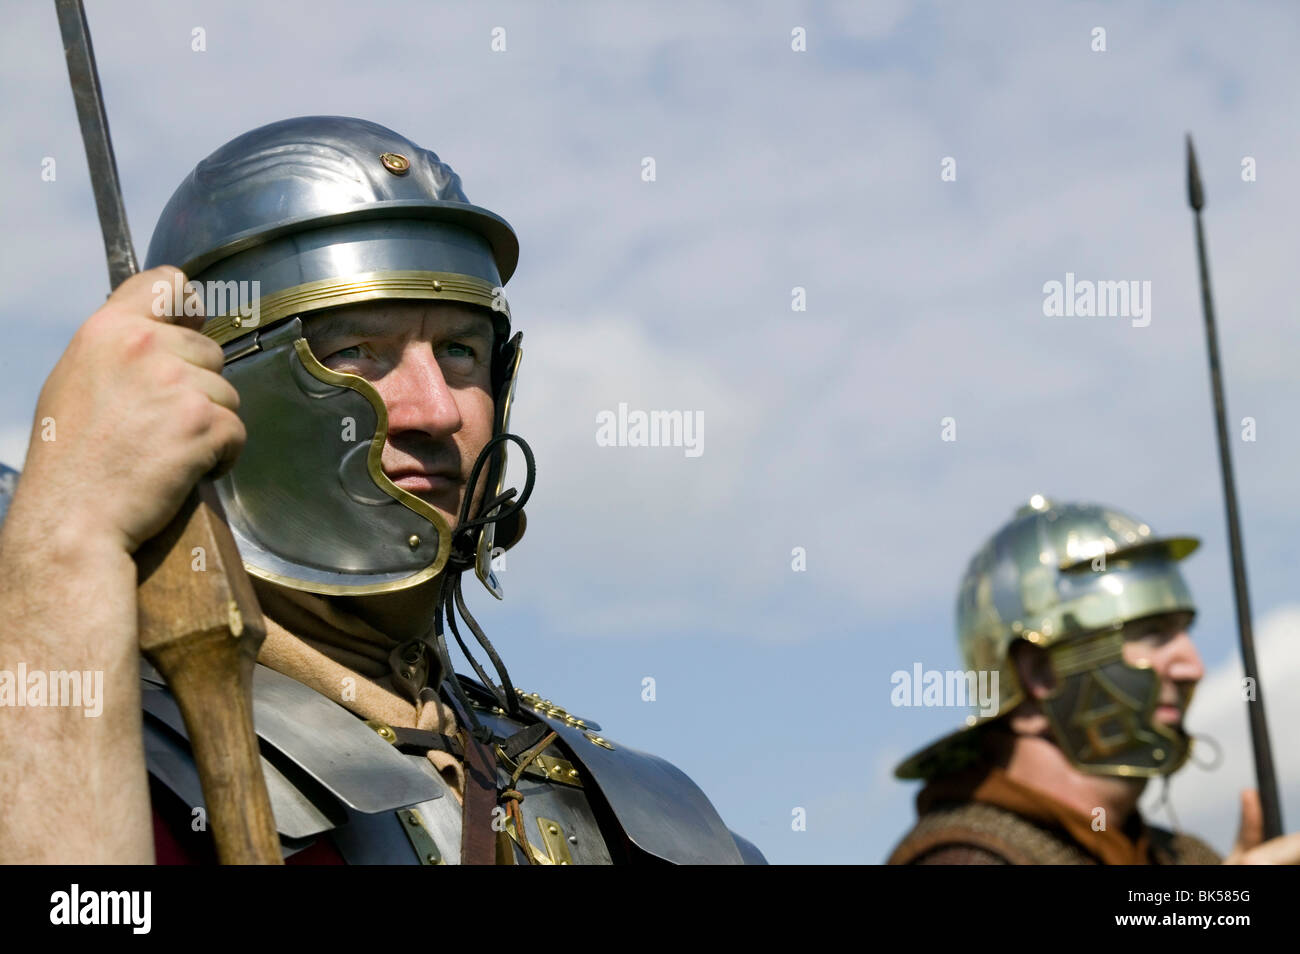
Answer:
501, 311, 763, 636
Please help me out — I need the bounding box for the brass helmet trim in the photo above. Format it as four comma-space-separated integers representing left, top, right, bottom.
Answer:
205, 269, 509, 347
474, 336, 524, 599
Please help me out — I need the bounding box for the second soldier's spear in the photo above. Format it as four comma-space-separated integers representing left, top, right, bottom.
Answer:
1185, 135, 1283, 841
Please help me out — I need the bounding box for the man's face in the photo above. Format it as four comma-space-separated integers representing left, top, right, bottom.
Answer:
1120, 610, 1204, 728
302, 299, 497, 532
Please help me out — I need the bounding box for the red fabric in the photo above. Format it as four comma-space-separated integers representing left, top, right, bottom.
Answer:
151, 804, 345, 865
151, 807, 198, 865
283, 837, 346, 865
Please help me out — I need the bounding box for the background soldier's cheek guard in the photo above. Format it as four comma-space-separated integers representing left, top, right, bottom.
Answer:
1041, 629, 1193, 778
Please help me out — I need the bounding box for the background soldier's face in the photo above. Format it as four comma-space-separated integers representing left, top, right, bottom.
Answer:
1120, 611, 1204, 728
1015, 609, 1204, 729
303, 299, 497, 532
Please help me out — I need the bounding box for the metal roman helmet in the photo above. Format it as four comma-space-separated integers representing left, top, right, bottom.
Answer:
144, 116, 526, 599
895, 495, 1201, 781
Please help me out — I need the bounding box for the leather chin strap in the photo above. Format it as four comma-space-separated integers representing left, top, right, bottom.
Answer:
386, 432, 536, 723
431, 432, 535, 724
385, 432, 538, 865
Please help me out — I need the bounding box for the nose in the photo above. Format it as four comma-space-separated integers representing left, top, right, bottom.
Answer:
375, 341, 463, 438
1160, 629, 1204, 685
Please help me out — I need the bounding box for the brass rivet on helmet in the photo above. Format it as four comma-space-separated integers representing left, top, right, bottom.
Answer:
408, 534, 421, 549
431, 279, 443, 292
380, 152, 410, 175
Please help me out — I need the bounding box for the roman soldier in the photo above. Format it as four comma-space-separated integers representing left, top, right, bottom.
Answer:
0, 116, 764, 865
888, 495, 1295, 865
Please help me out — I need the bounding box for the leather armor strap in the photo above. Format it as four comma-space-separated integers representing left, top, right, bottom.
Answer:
440, 683, 499, 865
500, 722, 549, 761
460, 730, 500, 865
389, 726, 465, 759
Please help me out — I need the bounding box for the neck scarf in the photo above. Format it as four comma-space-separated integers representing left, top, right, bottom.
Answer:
251, 578, 466, 802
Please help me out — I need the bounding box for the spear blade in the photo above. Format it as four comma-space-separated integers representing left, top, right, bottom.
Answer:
53, 0, 137, 290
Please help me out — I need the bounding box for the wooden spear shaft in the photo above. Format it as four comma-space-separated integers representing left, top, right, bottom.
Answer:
53, 0, 282, 864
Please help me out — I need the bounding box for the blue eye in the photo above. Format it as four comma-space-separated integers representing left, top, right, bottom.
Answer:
445, 343, 476, 359
329, 345, 364, 360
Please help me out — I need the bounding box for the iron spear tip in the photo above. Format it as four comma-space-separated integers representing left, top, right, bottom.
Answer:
1186, 134, 1205, 212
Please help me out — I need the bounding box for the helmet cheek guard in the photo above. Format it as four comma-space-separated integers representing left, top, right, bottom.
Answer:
1041, 628, 1192, 778
215, 318, 455, 595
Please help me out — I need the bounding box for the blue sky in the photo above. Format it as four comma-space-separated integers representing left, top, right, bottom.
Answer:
2, 0, 1298, 863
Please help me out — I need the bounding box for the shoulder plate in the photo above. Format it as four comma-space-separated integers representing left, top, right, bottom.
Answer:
470, 680, 763, 864
142, 664, 765, 864
143, 662, 461, 862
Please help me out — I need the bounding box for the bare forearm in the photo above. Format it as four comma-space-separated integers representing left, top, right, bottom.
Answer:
0, 268, 246, 864
0, 500, 153, 863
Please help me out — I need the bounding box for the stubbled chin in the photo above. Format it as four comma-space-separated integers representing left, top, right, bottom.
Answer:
404, 490, 461, 528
